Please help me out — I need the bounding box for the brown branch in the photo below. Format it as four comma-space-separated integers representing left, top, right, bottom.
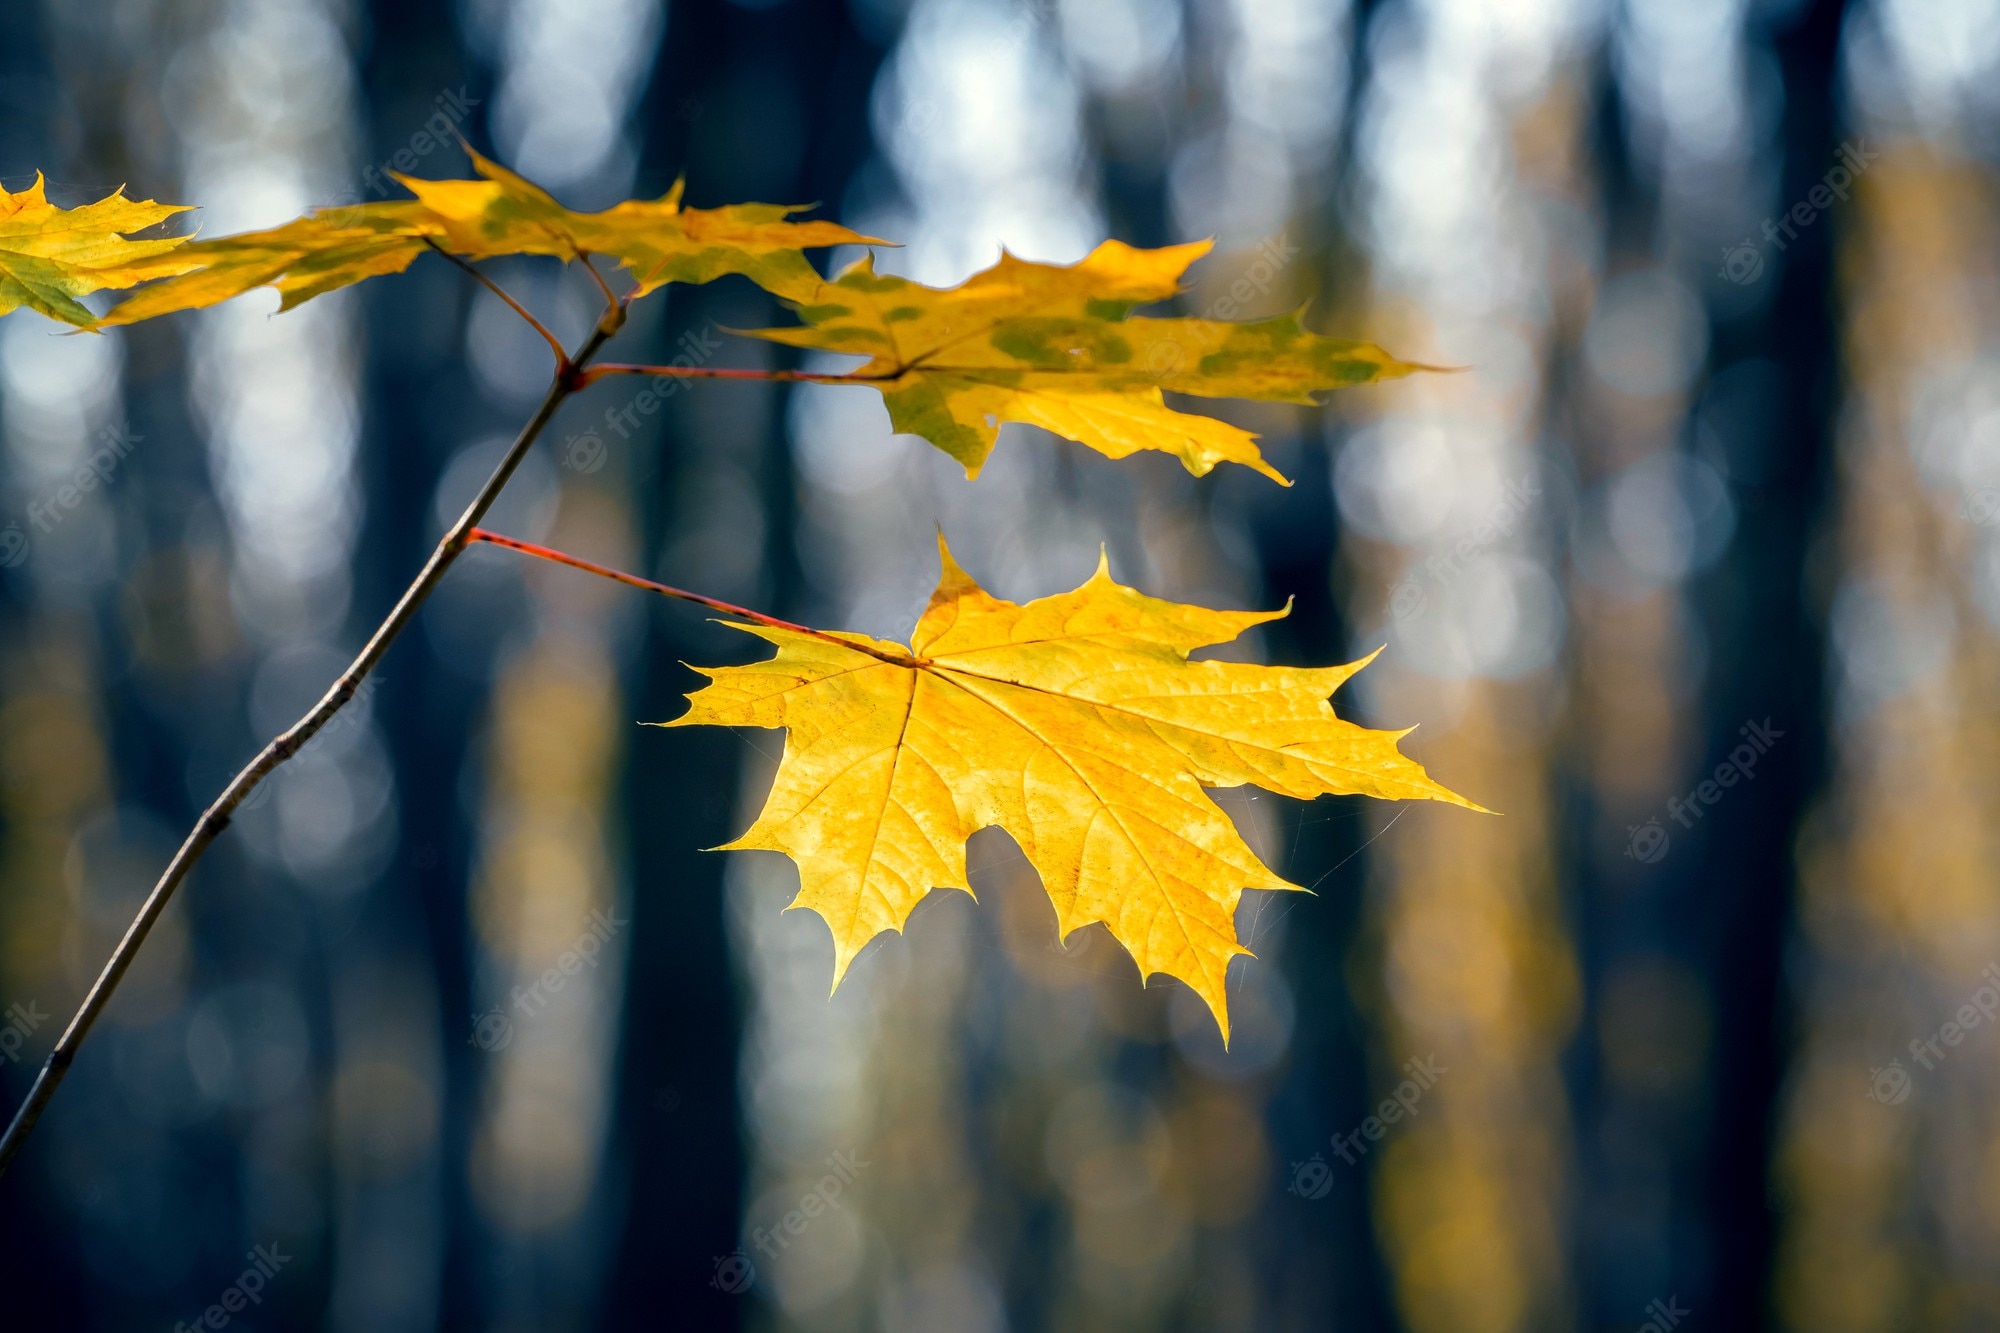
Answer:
423, 238, 572, 374
467, 528, 924, 667
0, 309, 623, 1180
574, 362, 890, 389
577, 251, 625, 319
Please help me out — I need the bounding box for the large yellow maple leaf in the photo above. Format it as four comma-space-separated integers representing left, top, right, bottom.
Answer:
0, 175, 196, 327
671, 540, 1482, 1040
744, 241, 1432, 483
98, 149, 876, 326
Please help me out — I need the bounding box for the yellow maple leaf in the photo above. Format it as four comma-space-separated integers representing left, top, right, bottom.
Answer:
98, 148, 878, 327
398, 150, 877, 300
669, 539, 1483, 1040
0, 175, 196, 327
744, 241, 1433, 483
99, 204, 438, 326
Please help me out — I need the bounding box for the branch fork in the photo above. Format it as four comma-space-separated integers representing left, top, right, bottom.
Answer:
0, 254, 772, 1177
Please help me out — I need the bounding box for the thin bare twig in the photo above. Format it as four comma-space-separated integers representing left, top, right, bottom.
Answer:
576, 251, 624, 317
423, 238, 572, 373
467, 528, 924, 668
0, 309, 621, 1180
575, 362, 888, 389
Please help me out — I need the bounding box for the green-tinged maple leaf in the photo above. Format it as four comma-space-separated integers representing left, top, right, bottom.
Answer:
669, 538, 1483, 1040
98, 148, 880, 327
744, 240, 1434, 483
0, 175, 197, 327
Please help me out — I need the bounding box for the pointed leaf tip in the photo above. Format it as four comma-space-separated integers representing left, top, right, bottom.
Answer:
933, 530, 977, 589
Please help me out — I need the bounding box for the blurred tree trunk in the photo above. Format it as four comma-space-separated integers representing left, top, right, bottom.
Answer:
603, 2, 888, 1323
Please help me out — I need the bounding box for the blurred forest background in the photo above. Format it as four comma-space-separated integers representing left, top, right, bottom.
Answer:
2, 0, 1998, 1328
